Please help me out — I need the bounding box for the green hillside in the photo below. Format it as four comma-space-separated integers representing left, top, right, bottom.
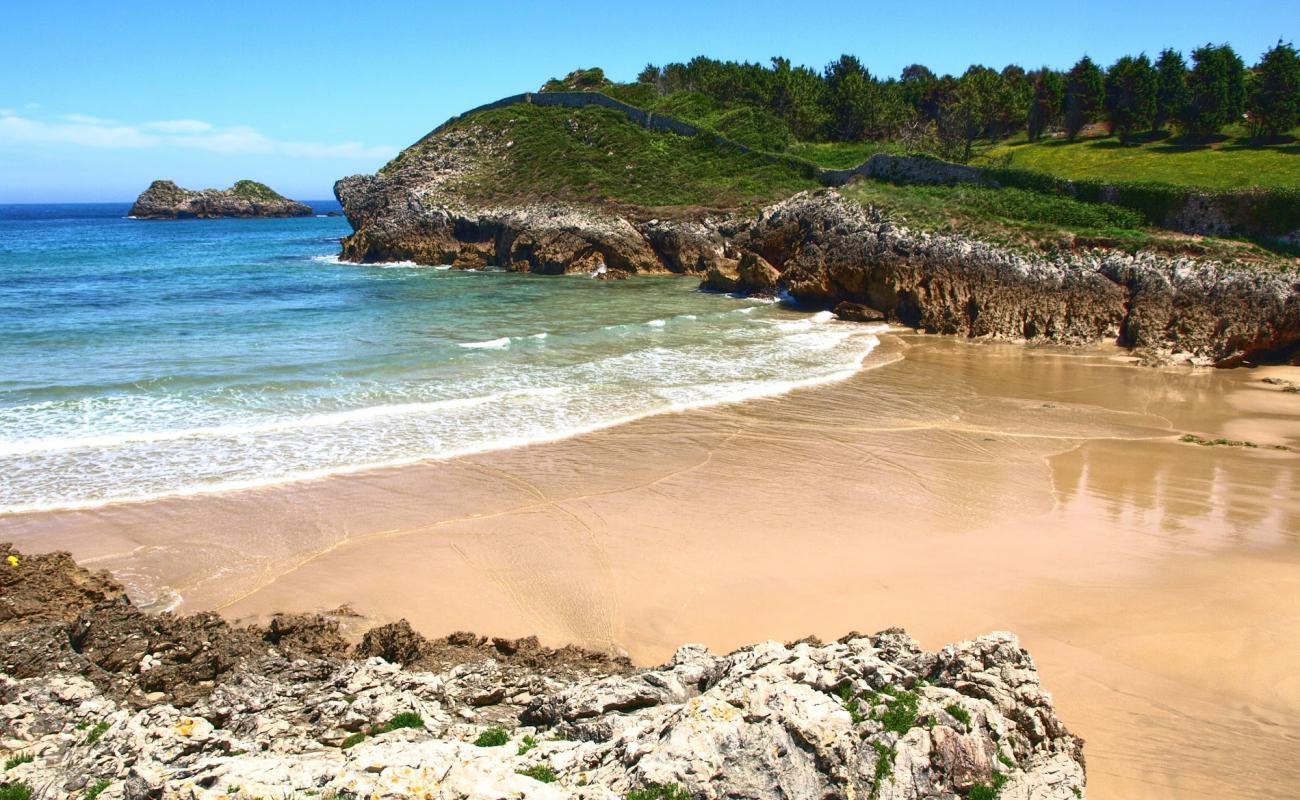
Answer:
443, 104, 818, 208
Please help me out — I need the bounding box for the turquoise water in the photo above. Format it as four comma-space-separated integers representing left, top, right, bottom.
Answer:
0, 203, 881, 513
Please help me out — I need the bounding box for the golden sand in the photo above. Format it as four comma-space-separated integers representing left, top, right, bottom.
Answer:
6, 334, 1299, 798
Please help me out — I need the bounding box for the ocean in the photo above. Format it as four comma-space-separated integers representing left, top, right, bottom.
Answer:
0, 202, 882, 513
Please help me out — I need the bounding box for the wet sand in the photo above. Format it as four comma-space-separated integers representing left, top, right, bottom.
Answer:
5, 334, 1300, 798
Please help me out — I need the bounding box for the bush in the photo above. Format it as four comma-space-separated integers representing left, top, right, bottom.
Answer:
375, 712, 423, 733
713, 106, 794, 152
85, 779, 111, 800
473, 726, 510, 747
879, 689, 920, 734
625, 785, 691, 800
516, 764, 556, 783
340, 732, 366, 749
945, 703, 973, 727
2, 754, 32, 771
0, 784, 33, 800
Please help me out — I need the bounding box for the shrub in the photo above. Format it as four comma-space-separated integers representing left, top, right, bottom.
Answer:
473, 726, 510, 747
85, 721, 110, 745
85, 779, 111, 800
516, 764, 556, 783
713, 106, 794, 152
968, 771, 1009, 800
2, 754, 32, 771
625, 785, 691, 800
879, 690, 920, 734
517, 735, 538, 756
375, 712, 423, 733
945, 703, 972, 727
0, 784, 33, 800
340, 732, 365, 749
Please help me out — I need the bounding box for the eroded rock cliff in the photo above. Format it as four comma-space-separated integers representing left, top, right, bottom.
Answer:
0, 545, 1086, 799
129, 180, 313, 219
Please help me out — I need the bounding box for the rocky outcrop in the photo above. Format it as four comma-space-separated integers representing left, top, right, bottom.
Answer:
129, 180, 313, 219
337, 138, 1300, 364
0, 546, 1086, 799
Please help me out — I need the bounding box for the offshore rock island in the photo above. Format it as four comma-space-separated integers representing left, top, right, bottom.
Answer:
335, 93, 1300, 367
130, 180, 313, 219
0, 546, 1086, 799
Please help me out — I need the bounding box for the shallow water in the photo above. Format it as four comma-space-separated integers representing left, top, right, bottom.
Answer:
0, 203, 880, 512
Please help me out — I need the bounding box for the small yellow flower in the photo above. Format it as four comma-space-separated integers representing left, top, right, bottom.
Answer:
5, 555, 17, 568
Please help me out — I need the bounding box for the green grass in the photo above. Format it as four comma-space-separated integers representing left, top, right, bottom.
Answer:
229, 179, 287, 201
945, 703, 972, 727
473, 726, 510, 747
625, 785, 691, 800
788, 140, 903, 169
838, 180, 1298, 266
447, 104, 817, 208
517, 735, 538, 756
340, 732, 366, 749
516, 764, 556, 783
85, 721, 109, 745
870, 741, 896, 798
373, 712, 423, 734
980, 129, 1300, 190
0, 783, 32, 800
85, 779, 110, 800
838, 683, 867, 724
968, 770, 1009, 800
2, 754, 31, 771
878, 689, 920, 735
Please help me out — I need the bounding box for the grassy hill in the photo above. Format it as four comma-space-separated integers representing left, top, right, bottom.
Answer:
440, 104, 818, 209
977, 129, 1300, 189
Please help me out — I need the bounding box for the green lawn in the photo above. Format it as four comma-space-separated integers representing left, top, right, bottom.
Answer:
839, 179, 1296, 267
978, 131, 1300, 189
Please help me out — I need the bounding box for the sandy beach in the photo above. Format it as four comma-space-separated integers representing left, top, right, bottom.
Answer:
6, 332, 1299, 799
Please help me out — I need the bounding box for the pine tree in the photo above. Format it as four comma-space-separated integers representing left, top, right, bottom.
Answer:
1104, 55, 1158, 143
1154, 49, 1189, 131
1063, 56, 1105, 140
1247, 40, 1300, 138
1027, 69, 1064, 141
1179, 43, 1247, 138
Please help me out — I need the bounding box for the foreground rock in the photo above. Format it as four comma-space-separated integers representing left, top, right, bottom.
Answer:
130, 180, 313, 219
0, 545, 1086, 799
334, 109, 1299, 366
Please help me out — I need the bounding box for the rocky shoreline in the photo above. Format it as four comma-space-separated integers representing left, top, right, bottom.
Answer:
129, 180, 313, 220
333, 110, 1300, 366
0, 544, 1086, 799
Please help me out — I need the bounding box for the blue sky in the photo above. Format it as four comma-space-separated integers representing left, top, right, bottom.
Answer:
2, 0, 1295, 202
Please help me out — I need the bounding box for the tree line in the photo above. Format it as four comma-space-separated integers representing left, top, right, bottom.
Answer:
630, 41, 1300, 161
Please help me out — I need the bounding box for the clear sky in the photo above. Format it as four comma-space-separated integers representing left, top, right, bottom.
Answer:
2, 0, 1295, 202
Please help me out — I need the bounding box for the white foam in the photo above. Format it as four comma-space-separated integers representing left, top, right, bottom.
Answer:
0, 389, 564, 458
646, 319, 666, 327
460, 337, 511, 350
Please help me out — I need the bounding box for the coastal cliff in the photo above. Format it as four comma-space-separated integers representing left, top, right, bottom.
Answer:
334, 103, 1299, 367
130, 180, 313, 219
0, 545, 1085, 799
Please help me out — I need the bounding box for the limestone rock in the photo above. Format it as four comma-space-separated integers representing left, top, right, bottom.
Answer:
0, 546, 1089, 799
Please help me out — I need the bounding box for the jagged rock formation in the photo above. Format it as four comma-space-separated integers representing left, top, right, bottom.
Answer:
1, 545, 1086, 799
336, 112, 1300, 366
129, 180, 313, 219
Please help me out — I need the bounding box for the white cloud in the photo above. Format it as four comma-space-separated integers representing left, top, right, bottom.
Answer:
0, 110, 394, 160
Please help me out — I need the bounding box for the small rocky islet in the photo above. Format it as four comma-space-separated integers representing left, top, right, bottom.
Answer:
128, 179, 313, 219
0, 545, 1086, 799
